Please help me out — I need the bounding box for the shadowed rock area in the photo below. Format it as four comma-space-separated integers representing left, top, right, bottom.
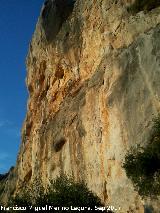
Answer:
41, 0, 76, 42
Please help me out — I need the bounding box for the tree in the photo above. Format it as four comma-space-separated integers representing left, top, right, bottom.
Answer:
10, 174, 112, 212
123, 115, 160, 198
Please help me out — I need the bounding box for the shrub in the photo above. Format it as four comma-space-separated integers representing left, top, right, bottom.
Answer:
123, 115, 160, 198
0, 173, 9, 181
127, 0, 160, 13
10, 174, 112, 212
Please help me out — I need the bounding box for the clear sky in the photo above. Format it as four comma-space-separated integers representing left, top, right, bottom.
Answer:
0, 0, 44, 174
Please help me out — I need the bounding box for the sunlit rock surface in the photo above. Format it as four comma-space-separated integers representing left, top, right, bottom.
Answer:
1, 0, 160, 212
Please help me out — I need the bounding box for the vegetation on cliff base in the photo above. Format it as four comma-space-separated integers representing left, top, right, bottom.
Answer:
123, 115, 160, 198
128, 0, 160, 13
9, 175, 112, 212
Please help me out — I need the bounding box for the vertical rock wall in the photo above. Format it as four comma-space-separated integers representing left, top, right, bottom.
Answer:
2, 0, 160, 212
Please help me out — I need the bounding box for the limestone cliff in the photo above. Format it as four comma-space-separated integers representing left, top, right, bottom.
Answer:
2, 0, 160, 212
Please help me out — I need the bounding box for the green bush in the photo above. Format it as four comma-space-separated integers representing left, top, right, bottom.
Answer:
127, 0, 160, 13
10, 174, 112, 212
123, 115, 160, 198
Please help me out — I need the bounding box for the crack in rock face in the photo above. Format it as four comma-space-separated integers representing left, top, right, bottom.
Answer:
53, 137, 66, 152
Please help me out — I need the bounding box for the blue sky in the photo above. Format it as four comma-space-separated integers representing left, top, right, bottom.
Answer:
0, 0, 44, 174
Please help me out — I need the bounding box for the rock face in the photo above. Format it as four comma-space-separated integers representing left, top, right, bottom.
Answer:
2, 0, 160, 212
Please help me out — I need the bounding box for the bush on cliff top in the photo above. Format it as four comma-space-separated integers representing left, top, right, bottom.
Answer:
123, 115, 160, 198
